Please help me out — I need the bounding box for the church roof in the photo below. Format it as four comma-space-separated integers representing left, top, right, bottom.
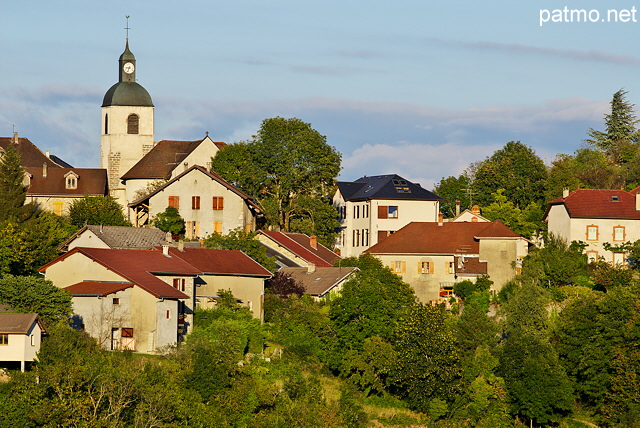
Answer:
121, 138, 226, 180
102, 81, 153, 107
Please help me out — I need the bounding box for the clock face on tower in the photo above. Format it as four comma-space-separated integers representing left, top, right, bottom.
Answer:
123, 62, 135, 74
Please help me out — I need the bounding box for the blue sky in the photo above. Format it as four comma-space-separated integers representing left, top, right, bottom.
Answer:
1, 1, 639, 189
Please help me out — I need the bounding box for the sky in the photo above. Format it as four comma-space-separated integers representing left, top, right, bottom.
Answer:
2, 1, 640, 190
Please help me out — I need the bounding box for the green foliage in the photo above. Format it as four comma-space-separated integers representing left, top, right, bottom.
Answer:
588, 261, 635, 291
520, 233, 587, 288
0, 275, 72, 326
266, 270, 305, 298
329, 254, 416, 353
0, 142, 34, 223
453, 275, 492, 301
455, 303, 500, 361
151, 205, 185, 236
544, 154, 584, 202
339, 336, 396, 396
586, 89, 640, 166
68, 195, 130, 227
433, 173, 472, 217
204, 227, 277, 272
472, 141, 548, 208
390, 303, 463, 412
211, 117, 342, 242
481, 189, 543, 238
338, 383, 369, 428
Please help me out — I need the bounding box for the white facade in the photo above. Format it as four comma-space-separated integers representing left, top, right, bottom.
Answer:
0, 318, 43, 372
334, 193, 440, 257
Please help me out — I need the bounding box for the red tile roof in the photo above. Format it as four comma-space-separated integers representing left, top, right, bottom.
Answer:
167, 247, 272, 277
121, 138, 226, 180
65, 281, 134, 297
545, 188, 640, 219
365, 220, 521, 255
26, 167, 107, 196
258, 230, 339, 267
39, 247, 196, 299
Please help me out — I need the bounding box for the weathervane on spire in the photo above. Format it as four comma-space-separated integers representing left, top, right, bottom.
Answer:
125, 15, 131, 40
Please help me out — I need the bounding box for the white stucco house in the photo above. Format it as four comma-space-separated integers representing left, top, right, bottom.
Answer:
333, 174, 443, 257
545, 187, 640, 264
0, 312, 46, 372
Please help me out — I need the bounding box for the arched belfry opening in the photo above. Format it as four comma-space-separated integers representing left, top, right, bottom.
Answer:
127, 114, 139, 134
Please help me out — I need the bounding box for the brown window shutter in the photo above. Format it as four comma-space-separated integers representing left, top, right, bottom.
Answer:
378, 205, 388, 219
377, 231, 388, 243
169, 196, 180, 209
401, 261, 406, 273
429, 262, 434, 274
219, 197, 224, 209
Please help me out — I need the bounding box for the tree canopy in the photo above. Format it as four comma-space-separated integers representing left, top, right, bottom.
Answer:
211, 117, 341, 247
0, 143, 34, 223
68, 196, 130, 227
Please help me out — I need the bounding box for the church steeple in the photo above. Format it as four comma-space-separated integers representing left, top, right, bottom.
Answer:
118, 40, 136, 83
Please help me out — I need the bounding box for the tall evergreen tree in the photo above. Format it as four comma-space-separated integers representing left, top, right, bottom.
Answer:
0, 143, 34, 222
586, 89, 639, 165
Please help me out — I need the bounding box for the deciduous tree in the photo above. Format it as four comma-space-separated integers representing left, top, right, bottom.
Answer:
68, 195, 130, 227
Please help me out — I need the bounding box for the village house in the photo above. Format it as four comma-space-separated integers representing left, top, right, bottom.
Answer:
366, 220, 529, 303
59, 225, 172, 252
333, 174, 443, 257
0, 307, 46, 372
128, 165, 262, 239
257, 230, 340, 269
545, 187, 640, 264
278, 265, 359, 300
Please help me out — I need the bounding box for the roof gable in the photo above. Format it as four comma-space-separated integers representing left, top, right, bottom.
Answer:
0, 313, 42, 334
167, 247, 272, 277
0, 136, 67, 168
337, 174, 442, 201
121, 137, 226, 180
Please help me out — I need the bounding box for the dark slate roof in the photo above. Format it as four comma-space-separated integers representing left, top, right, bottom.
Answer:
337, 174, 443, 202
365, 220, 521, 255
59, 226, 169, 252
545, 187, 640, 220
0, 137, 66, 168
65, 281, 134, 297
49, 155, 73, 168
39, 247, 196, 299
279, 266, 358, 297
454, 256, 488, 276
167, 247, 272, 277
0, 313, 43, 334
102, 82, 153, 107
121, 138, 226, 180
25, 167, 107, 196
258, 231, 340, 267
128, 165, 260, 212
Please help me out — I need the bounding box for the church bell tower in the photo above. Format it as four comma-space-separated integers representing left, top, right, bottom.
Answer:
100, 38, 154, 206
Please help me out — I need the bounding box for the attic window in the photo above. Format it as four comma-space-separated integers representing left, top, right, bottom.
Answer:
612, 196, 620, 201
64, 171, 79, 190
392, 179, 407, 186
395, 186, 411, 193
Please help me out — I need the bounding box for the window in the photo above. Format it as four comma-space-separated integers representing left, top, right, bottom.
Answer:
30, 334, 35, 346
613, 226, 625, 241
363, 204, 369, 218
212, 196, 224, 210
363, 229, 369, 246
0, 334, 7, 345
354, 205, 360, 219
391, 261, 406, 274
440, 285, 454, 298
173, 278, 186, 291
192, 196, 201, 210
214, 221, 223, 234
447, 261, 455, 274
613, 252, 626, 266
586, 251, 598, 263
53, 201, 63, 216
104, 114, 109, 134
168, 196, 180, 209
388, 206, 398, 218
186, 221, 200, 239
353, 229, 360, 247
65, 172, 78, 190
127, 114, 139, 134
419, 261, 434, 274
166, 310, 171, 319
112, 298, 120, 305
121, 328, 134, 338
586, 225, 599, 241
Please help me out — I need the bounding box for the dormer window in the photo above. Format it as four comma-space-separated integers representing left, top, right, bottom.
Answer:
23, 172, 32, 187
64, 171, 79, 190
612, 196, 620, 201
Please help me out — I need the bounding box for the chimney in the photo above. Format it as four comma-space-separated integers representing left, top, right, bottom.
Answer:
178, 240, 184, 252
12, 132, 18, 145
471, 205, 480, 215
165, 232, 173, 243
42, 162, 47, 178
307, 263, 316, 273
309, 235, 317, 250
455, 200, 460, 216
438, 212, 443, 226
162, 245, 169, 256
45, 150, 50, 158
636, 192, 640, 211
563, 188, 569, 199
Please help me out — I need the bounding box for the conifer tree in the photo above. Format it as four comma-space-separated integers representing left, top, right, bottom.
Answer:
0, 143, 33, 222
